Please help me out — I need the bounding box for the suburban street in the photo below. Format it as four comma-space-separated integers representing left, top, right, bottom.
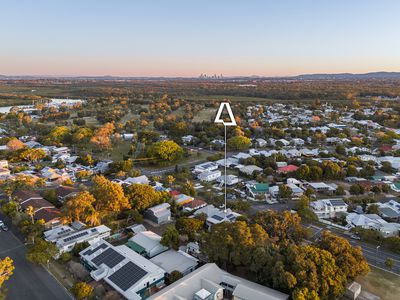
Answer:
307, 223, 400, 275
0, 217, 73, 300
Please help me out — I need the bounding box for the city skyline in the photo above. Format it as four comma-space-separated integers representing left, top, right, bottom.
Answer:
1, 0, 400, 77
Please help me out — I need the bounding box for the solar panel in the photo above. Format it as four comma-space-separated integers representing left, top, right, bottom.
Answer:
63, 231, 89, 242
92, 248, 125, 268
82, 243, 108, 256
227, 214, 235, 220
211, 215, 223, 221
108, 262, 148, 291
57, 228, 72, 235
330, 199, 346, 206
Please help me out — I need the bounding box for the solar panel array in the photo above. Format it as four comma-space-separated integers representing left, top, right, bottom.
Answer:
92, 248, 124, 268
63, 231, 89, 242
330, 199, 346, 206
227, 214, 235, 220
57, 228, 73, 236
211, 215, 223, 221
108, 262, 148, 291
82, 243, 108, 256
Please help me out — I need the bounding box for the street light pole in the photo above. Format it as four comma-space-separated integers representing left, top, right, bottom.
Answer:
376, 245, 381, 266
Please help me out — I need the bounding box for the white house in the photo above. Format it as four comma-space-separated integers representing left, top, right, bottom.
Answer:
182, 135, 194, 144
194, 162, 219, 173
49, 225, 111, 254
145, 203, 171, 224
308, 182, 337, 194
240, 165, 263, 176
255, 138, 267, 147
127, 231, 168, 258
310, 199, 348, 219
148, 263, 288, 300
216, 174, 239, 186
346, 213, 400, 237
150, 249, 198, 276
198, 170, 222, 182
81, 240, 165, 300
124, 175, 150, 185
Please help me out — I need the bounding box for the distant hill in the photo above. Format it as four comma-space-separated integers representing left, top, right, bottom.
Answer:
292, 72, 400, 80
1, 71, 400, 81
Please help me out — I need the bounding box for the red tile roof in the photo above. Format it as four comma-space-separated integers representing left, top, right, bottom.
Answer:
13, 190, 42, 203
277, 165, 299, 173
170, 190, 181, 196
20, 198, 54, 210
183, 199, 207, 209
34, 207, 61, 223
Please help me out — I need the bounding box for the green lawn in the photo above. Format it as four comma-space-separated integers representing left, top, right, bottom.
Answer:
192, 108, 216, 122
185, 95, 270, 102
356, 266, 400, 300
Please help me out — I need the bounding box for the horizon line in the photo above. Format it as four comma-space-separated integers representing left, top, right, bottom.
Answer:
1, 70, 400, 79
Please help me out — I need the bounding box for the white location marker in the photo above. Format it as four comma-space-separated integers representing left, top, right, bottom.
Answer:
214, 102, 236, 216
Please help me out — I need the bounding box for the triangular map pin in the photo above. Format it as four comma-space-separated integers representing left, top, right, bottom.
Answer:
214, 102, 237, 126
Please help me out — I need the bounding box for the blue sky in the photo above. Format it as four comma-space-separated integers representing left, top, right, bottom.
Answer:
1, 0, 399, 76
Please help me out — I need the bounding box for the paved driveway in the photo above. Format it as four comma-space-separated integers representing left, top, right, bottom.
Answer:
0, 220, 73, 300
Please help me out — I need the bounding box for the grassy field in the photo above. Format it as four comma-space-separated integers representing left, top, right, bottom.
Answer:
356, 267, 400, 300
185, 95, 270, 102
192, 108, 215, 122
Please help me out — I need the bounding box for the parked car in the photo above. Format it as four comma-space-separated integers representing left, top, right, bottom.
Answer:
351, 234, 361, 240
0, 220, 8, 231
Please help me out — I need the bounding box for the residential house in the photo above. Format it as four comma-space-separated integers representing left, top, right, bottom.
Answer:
149, 263, 288, 300
346, 213, 400, 237
277, 165, 299, 174
182, 135, 194, 144
144, 203, 171, 225
0, 159, 8, 168
240, 165, 263, 176
310, 199, 348, 219
183, 199, 207, 212
198, 170, 221, 182
171, 191, 194, 206
286, 183, 304, 198
216, 174, 239, 186
195, 204, 241, 229
377, 200, 400, 220
81, 240, 165, 300
124, 175, 150, 185
307, 182, 337, 195
0, 168, 11, 179
127, 231, 168, 258
233, 152, 252, 160
194, 162, 218, 174
13, 190, 61, 228
56, 185, 80, 202
215, 157, 239, 168
45, 225, 111, 254
246, 183, 269, 200
150, 249, 198, 276
255, 138, 267, 147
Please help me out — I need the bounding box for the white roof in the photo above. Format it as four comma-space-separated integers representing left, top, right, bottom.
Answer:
150, 250, 198, 274
44, 225, 75, 242
56, 225, 111, 248
125, 175, 149, 185
129, 231, 165, 251
148, 263, 288, 300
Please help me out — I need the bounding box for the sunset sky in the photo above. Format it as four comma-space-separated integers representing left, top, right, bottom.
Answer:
1, 0, 400, 77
